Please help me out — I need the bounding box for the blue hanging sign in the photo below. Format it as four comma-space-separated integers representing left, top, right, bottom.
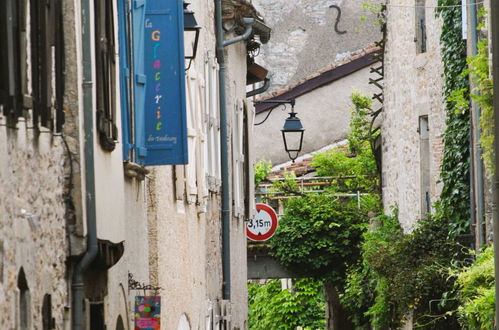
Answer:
137, 0, 188, 165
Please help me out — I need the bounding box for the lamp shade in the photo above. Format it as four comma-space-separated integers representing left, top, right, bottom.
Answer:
183, 3, 201, 63
281, 111, 304, 162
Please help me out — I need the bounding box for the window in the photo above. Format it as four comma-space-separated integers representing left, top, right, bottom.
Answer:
95, 0, 117, 151
17, 268, 30, 330
415, 0, 427, 53
116, 315, 125, 330
0, 241, 3, 283
0, 0, 25, 124
204, 54, 221, 191
185, 70, 208, 205
419, 115, 430, 216
232, 100, 245, 218
42, 294, 53, 330
0, 0, 64, 130
90, 302, 105, 330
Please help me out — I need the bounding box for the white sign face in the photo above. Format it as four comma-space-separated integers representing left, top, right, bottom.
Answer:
247, 203, 278, 241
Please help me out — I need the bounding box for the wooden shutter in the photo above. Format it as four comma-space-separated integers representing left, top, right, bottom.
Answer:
232, 100, 244, 217
244, 100, 255, 219
95, 0, 117, 150
204, 54, 221, 191
185, 73, 197, 204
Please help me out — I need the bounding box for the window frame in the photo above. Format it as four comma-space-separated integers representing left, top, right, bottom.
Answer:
95, 0, 118, 151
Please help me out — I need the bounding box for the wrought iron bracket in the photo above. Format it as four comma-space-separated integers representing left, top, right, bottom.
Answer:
128, 272, 162, 295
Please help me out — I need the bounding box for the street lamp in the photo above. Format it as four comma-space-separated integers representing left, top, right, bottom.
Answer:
255, 99, 305, 162
183, 2, 201, 71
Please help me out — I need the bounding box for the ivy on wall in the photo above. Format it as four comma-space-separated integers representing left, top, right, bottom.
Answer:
434, 0, 471, 235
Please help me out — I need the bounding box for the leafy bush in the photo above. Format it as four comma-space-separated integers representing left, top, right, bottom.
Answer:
254, 159, 272, 186
311, 92, 379, 193
456, 247, 495, 329
248, 278, 326, 330
270, 193, 368, 283
342, 214, 463, 329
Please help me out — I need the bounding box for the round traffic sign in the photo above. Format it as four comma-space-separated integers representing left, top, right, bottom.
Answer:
247, 203, 278, 241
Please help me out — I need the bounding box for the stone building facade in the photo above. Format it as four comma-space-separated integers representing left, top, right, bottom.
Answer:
0, 0, 263, 328
381, 0, 446, 231
251, 0, 383, 94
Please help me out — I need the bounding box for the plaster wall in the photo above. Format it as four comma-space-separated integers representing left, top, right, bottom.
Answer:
92, 0, 127, 245
106, 180, 150, 329
251, 0, 383, 94
254, 66, 376, 165
225, 36, 251, 330
382, 0, 446, 231
146, 0, 251, 328
0, 121, 70, 329
64, 0, 150, 327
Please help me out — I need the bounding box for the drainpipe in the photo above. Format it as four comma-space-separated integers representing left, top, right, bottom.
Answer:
490, 0, 499, 327
246, 76, 271, 98
215, 0, 253, 300
469, 0, 485, 248
72, 0, 99, 328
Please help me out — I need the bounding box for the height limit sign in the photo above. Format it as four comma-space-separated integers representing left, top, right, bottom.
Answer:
247, 203, 278, 241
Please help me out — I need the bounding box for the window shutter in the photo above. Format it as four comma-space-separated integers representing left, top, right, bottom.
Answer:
118, 0, 133, 159
175, 165, 186, 201
204, 54, 221, 191
195, 80, 208, 207
232, 100, 245, 218
244, 101, 255, 220
95, 0, 117, 150
132, 0, 147, 159
185, 73, 197, 204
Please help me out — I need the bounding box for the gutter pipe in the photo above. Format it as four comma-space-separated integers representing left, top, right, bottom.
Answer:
72, 0, 99, 328
246, 76, 271, 98
469, 0, 485, 247
490, 0, 499, 326
214, 0, 253, 299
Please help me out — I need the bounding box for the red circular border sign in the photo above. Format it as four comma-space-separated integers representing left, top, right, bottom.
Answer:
247, 203, 278, 241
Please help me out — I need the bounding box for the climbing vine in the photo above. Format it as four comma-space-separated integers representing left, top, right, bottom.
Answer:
434, 0, 471, 235
339, 2, 474, 329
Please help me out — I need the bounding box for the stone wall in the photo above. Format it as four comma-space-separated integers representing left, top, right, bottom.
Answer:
0, 120, 70, 329
382, 0, 446, 231
251, 0, 383, 94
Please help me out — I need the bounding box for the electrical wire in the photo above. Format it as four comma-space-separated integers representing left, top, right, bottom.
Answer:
385, 1, 483, 9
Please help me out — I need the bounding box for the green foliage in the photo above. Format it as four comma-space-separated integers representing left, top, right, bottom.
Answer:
342, 214, 463, 329
271, 171, 300, 195
349, 91, 374, 154
270, 194, 368, 284
440, 39, 493, 176
360, 1, 386, 27
469, 40, 494, 174
254, 159, 272, 186
456, 247, 495, 329
434, 0, 471, 236
248, 278, 326, 330
311, 92, 379, 192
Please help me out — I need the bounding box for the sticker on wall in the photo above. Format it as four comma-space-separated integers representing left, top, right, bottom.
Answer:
134, 296, 161, 329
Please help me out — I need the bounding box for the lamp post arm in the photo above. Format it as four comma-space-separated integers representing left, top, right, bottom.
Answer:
254, 99, 295, 126
254, 105, 281, 126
